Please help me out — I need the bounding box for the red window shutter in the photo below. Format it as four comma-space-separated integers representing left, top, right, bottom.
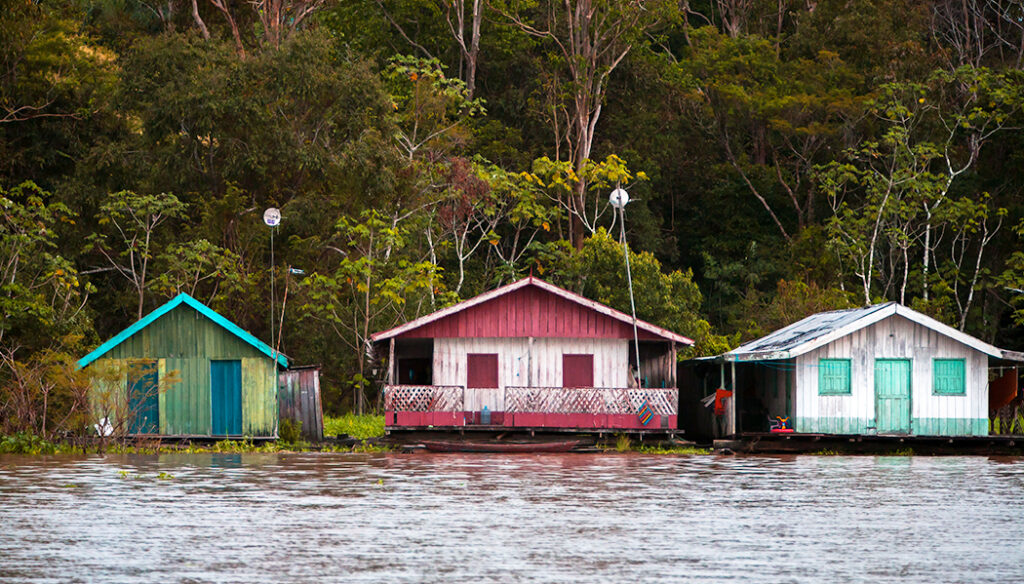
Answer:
467, 353, 499, 388
562, 354, 594, 388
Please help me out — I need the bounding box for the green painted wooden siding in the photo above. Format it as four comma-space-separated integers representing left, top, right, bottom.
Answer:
818, 359, 851, 395
875, 359, 912, 434
242, 357, 278, 436
933, 359, 966, 395
96, 304, 277, 437
913, 417, 988, 436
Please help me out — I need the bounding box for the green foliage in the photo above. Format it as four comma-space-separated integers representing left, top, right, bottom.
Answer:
4, 0, 1024, 427
324, 413, 386, 439
0, 433, 62, 455
634, 444, 711, 455
278, 418, 303, 443
550, 229, 733, 356
0, 182, 94, 351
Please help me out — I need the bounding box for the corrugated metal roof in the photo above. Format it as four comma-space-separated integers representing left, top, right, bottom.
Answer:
725, 301, 1021, 361
728, 303, 895, 358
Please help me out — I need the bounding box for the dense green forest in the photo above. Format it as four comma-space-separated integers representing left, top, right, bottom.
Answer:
3, 0, 1024, 431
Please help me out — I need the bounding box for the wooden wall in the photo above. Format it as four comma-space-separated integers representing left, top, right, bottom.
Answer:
794, 314, 989, 436
93, 304, 279, 437
398, 285, 665, 340
432, 337, 629, 411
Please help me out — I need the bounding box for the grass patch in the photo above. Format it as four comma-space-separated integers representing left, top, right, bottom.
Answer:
635, 445, 711, 455
885, 447, 914, 456
614, 434, 632, 452
324, 413, 385, 439
811, 449, 841, 455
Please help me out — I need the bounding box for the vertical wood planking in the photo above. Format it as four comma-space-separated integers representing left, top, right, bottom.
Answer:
797, 314, 988, 435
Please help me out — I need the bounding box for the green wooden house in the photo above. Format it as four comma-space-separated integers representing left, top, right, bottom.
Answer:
78, 293, 287, 438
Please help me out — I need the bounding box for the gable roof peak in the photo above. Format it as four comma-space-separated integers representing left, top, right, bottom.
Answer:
77, 293, 288, 369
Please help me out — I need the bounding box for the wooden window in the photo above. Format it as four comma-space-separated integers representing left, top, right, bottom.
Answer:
466, 353, 499, 388
562, 354, 594, 388
818, 359, 851, 395
933, 359, 966, 395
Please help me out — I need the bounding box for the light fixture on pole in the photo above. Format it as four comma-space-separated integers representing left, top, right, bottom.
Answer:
610, 187, 642, 387
263, 207, 281, 362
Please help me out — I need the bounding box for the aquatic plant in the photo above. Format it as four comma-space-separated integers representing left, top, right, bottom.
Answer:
0, 433, 64, 454
635, 445, 711, 455
324, 414, 385, 439
614, 434, 632, 452
351, 442, 395, 453
278, 419, 303, 443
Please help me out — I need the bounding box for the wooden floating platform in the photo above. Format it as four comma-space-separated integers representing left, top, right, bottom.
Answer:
715, 433, 1024, 455
421, 439, 583, 453
386, 425, 681, 438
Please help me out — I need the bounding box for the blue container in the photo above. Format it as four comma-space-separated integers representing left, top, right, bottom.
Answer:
482, 406, 491, 425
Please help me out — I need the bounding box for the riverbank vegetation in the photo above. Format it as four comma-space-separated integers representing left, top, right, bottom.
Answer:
2, 1, 1024, 433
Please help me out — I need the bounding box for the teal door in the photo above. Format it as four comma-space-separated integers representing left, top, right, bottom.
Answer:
875, 359, 911, 434
211, 360, 242, 436
128, 360, 159, 434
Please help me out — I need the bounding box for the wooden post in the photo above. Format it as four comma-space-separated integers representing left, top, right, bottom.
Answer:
669, 341, 677, 387
729, 360, 737, 437
387, 338, 395, 385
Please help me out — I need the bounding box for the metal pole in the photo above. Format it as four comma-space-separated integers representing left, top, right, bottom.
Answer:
270, 226, 276, 356
618, 206, 642, 387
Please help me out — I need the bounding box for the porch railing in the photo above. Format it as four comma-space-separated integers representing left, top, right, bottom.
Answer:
384, 385, 464, 412
504, 387, 677, 415
383, 385, 677, 415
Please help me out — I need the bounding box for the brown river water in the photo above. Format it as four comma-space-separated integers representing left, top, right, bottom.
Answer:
1, 453, 1023, 583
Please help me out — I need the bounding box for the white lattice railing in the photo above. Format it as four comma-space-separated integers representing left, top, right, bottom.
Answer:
505, 387, 676, 415
384, 385, 464, 412
385, 385, 677, 415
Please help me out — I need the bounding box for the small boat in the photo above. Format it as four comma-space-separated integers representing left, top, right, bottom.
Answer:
421, 439, 582, 453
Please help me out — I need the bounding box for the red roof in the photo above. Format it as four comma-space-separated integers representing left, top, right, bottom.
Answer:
371, 277, 693, 344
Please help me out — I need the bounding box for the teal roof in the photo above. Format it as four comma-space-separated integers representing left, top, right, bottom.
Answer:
77, 293, 288, 369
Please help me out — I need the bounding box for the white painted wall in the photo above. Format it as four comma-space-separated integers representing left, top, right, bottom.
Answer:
795, 314, 988, 433
432, 337, 629, 411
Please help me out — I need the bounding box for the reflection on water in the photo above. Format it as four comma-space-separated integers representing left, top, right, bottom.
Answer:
1, 453, 1023, 583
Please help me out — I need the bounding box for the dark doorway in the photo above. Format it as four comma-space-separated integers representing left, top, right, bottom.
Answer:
398, 358, 433, 385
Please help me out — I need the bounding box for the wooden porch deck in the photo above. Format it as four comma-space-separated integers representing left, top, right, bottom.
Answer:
384, 385, 679, 431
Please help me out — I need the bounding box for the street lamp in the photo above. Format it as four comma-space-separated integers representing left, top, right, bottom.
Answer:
610, 187, 642, 387
263, 207, 281, 361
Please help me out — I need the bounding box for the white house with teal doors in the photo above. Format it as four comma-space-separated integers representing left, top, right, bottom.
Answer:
721, 303, 1023, 437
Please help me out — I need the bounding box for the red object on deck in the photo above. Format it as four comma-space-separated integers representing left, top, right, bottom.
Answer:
714, 389, 732, 416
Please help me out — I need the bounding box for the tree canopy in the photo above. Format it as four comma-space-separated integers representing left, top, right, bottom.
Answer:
2, 0, 1024, 414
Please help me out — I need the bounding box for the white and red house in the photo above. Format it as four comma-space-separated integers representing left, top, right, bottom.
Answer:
372, 277, 693, 431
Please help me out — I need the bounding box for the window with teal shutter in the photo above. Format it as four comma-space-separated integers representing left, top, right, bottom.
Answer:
933, 359, 965, 395
818, 359, 851, 395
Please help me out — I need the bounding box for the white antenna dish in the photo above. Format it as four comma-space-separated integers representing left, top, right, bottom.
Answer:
609, 188, 629, 209
263, 207, 281, 227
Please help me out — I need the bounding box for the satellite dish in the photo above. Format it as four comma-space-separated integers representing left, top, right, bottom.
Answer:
263, 207, 281, 227
609, 188, 629, 209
